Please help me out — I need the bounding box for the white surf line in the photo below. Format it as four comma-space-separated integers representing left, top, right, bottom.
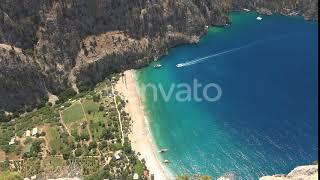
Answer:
176, 33, 299, 68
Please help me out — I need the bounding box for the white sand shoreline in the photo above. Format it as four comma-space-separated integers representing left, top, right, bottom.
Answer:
115, 70, 174, 180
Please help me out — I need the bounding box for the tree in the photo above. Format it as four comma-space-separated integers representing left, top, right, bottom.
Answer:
31, 139, 43, 153
0, 159, 10, 171
80, 132, 89, 141
101, 130, 114, 140
93, 95, 101, 102
89, 141, 97, 150
99, 105, 104, 111
123, 138, 132, 154
198, 175, 212, 180
75, 148, 82, 157
177, 175, 190, 180
0, 110, 9, 122
56, 88, 77, 104
24, 137, 33, 145
71, 130, 80, 142
99, 141, 108, 150
62, 147, 72, 160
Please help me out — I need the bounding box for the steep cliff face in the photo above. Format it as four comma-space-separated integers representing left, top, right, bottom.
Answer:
0, 44, 47, 111
260, 165, 318, 180
233, 0, 318, 20
0, 0, 318, 112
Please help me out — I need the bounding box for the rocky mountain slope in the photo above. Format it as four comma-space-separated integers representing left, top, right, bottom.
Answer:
0, 0, 318, 112
260, 165, 318, 180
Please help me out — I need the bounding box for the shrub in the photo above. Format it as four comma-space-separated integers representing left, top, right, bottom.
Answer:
22, 48, 34, 56
99, 105, 104, 111
75, 148, 82, 157
93, 95, 101, 102
56, 88, 77, 104
88, 141, 97, 150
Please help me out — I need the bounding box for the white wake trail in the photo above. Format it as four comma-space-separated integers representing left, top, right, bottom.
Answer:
177, 42, 258, 67
176, 41, 258, 68
176, 34, 297, 68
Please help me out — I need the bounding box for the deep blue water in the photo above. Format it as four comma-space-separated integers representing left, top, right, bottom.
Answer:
136, 12, 318, 179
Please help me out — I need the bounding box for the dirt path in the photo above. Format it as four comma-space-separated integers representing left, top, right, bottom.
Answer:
59, 111, 71, 136
79, 100, 93, 143
111, 84, 124, 145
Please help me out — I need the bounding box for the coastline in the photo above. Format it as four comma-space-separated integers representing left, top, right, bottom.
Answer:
115, 70, 173, 180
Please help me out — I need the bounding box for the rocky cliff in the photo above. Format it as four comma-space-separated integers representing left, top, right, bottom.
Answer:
260, 165, 318, 180
0, 0, 318, 112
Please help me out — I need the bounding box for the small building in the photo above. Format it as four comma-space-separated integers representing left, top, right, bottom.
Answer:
9, 137, 15, 145
30, 175, 37, 180
32, 127, 38, 136
113, 152, 121, 160
133, 173, 139, 180
26, 130, 31, 137
114, 154, 120, 160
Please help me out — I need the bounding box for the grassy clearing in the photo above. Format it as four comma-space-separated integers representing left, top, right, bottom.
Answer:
47, 126, 75, 158
82, 100, 99, 114
61, 103, 85, 124
90, 120, 106, 141
82, 100, 106, 140
95, 81, 107, 92
0, 171, 23, 180
47, 127, 63, 154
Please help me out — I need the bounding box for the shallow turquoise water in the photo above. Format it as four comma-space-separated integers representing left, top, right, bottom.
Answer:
136, 12, 318, 179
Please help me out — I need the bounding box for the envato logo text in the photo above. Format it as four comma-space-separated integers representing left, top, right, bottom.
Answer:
140, 79, 222, 102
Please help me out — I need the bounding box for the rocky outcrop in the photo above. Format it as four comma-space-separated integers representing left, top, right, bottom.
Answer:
0, 0, 318, 112
260, 165, 318, 180
232, 0, 318, 20
0, 44, 47, 111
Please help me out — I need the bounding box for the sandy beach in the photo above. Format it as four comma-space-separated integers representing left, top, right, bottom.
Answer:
115, 70, 173, 180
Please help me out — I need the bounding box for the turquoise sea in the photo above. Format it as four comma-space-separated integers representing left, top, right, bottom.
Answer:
136, 12, 318, 179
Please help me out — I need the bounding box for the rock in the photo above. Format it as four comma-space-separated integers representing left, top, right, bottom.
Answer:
0, 44, 47, 111
257, 8, 273, 15
260, 165, 318, 180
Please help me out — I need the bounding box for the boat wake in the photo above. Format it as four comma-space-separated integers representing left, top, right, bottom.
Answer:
176, 42, 258, 68
176, 34, 299, 68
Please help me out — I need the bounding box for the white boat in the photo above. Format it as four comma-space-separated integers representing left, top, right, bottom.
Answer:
243, 8, 250, 12
153, 64, 162, 68
158, 148, 169, 153
256, 16, 263, 21
176, 63, 183, 68
163, 160, 170, 163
